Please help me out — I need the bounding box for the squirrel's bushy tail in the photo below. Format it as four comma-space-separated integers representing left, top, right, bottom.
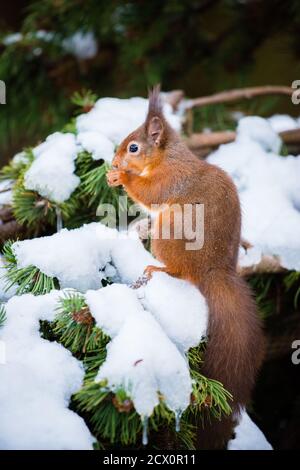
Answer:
196, 270, 265, 449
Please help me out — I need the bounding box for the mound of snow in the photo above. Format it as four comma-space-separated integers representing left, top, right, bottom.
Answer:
77, 131, 115, 162
0, 180, 13, 207
228, 410, 272, 450
0, 292, 94, 449
208, 116, 300, 270
24, 132, 80, 203
268, 114, 299, 133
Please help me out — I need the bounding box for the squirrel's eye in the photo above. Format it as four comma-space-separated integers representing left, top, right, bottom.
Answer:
129, 143, 139, 153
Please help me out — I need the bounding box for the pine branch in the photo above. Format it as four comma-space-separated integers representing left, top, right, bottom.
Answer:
2, 240, 58, 295
53, 292, 109, 355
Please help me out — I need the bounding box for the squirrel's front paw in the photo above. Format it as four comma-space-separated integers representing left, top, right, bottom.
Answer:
107, 169, 127, 187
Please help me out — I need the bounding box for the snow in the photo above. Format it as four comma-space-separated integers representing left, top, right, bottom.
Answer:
77, 131, 115, 162
9, 222, 207, 419
138, 272, 207, 352
238, 245, 263, 268
10, 223, 154, 292
86, 284, 194, 417
2, 33, 23, 46
209, 116, 300, 270
3, 30, 97, 60
0, 292, 94, 449
76, 97, 181, 146
24, 132, 80, 203
12, 223, 112, 292
228, 410, 273, 450
0, 179, 13, 206
268, 114, 299, 133
237, 116, 282, 153
62, 31, 98, 60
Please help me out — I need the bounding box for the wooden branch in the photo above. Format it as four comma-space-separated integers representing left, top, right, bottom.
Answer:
163, 90, 185, 110
279, 128, 300, 145
187, 131, 236, 149
186, 128, 300, 150
185, 85, 293, 109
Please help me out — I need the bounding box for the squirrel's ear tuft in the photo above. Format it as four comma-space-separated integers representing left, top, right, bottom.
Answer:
146, 84, 165, 146
147, 116, 164, 146
147, 84, 162, 116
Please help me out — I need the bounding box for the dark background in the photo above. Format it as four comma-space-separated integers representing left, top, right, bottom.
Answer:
0, 0, 300, 160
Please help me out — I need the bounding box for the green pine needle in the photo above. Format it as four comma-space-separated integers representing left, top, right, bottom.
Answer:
0, 304, 6, 328
53, 292, 109, 355
2, 240, 58, 295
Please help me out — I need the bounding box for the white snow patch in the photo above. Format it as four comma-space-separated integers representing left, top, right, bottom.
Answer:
138, 272, 207, 352
11, 224, 154, 292
24, 132, 80, 203
0, 180, 13, 206
238, 246, 263, 268
62, 31, 98, 60
268, 114, 299, 133
12, 223, 112, 292
0, 292, 94, 449
209, 116, 300, 270
77, 131, 115, 162
228, 411, 273, 450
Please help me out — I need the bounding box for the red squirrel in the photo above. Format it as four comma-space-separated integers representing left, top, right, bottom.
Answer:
107, 86, 265, 449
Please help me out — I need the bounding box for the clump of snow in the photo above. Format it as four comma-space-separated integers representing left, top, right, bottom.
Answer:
268, 114, 299, 133
228, 410, 273, 450
0, 180, 13, 207
3, 30, 97, 60
238, 246, 263, 269
237, 116, 282, 153
77, 131, 115, 162
2, 32, 23, 46
0, 292, 94, 449
76, 97, 181, 146
138, 272, 207, 352
209, 116, 300, 270
10, 223, 155, 292
86, 284, 196, 417
24, 132, 80, 203
62, 31, 98, 60
12, 223, 112, 292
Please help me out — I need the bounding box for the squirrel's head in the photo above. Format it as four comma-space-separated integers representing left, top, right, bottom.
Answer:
112, 85, 170, 175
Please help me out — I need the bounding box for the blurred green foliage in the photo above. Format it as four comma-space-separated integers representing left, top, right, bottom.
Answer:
0, 0, 300, 159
